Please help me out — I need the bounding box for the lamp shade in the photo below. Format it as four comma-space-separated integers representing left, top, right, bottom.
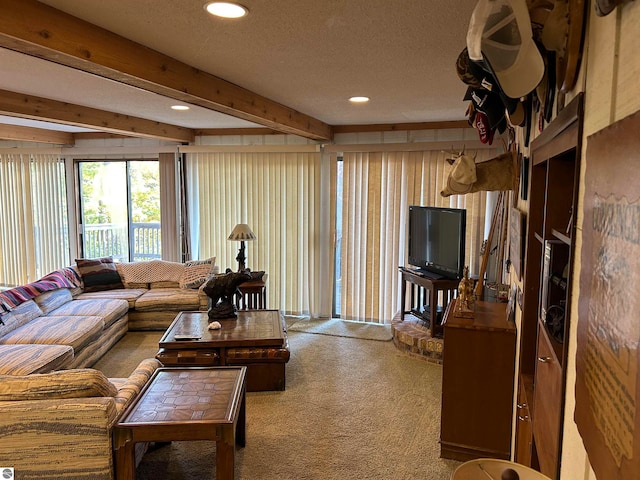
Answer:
228, 223, 256, 241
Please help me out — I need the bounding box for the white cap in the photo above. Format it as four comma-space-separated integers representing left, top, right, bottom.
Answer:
466, 0, 544, 99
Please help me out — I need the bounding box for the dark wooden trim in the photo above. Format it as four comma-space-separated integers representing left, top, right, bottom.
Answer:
195, 128, 285, 136
530, 93, 584, 165
333, 120, 470, 134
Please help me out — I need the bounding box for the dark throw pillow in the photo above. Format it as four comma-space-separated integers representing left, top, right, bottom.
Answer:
75, 256, 124, 292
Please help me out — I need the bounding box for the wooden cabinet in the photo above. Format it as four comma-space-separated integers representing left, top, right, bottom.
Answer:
517, 93, 583, 478
515, 380, 533, 466
440, 299, 516, 461
532, 327, 564, 475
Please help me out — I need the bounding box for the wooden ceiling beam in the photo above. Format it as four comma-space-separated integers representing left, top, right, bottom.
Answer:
332, 120, 471, 134
0, 122, 74, 144
0, 90, 194, 142
0, 0, 332, 141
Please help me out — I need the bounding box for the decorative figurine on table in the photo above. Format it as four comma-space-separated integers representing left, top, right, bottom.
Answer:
454, 266, 475, 318
203, 270, 252, 320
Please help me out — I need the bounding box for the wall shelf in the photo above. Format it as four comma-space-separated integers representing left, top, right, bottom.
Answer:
516, 93, 583, 479
551, 229, 571, 245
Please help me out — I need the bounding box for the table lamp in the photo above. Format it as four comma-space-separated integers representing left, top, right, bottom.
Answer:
228, 223, 256, 271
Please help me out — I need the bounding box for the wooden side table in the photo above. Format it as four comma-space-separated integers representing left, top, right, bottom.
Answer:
114, 367, 246, 480
399, 268, 458, 338
236, 278, 266, 310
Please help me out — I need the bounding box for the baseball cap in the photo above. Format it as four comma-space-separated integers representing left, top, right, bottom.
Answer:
458, 47, 524, 124
474, 111, 496, 145
467, 0, 545, 99
464, 87, 507, 133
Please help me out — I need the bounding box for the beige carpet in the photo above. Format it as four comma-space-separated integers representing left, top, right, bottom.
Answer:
94, 328, 460, 479
287, 318, 393, 341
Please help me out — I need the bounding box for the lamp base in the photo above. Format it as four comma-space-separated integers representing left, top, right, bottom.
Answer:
236, 240, 247, 271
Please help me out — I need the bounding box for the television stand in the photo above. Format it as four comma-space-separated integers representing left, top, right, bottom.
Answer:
419, 270, 444, 280
399, 267, 458, 338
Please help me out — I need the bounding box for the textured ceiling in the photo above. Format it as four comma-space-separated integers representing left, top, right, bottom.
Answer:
1, 0, 477, 135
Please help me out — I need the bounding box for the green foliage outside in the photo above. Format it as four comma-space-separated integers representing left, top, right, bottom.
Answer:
80, 161, 160, 224
79, 160, 161, 261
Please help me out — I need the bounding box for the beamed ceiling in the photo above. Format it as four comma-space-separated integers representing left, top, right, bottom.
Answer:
0, 0, 476, 144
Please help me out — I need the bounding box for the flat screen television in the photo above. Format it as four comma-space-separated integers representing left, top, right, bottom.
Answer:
407, 205, 466, 280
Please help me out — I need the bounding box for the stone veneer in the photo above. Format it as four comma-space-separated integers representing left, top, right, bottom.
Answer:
391, 313, 444, 364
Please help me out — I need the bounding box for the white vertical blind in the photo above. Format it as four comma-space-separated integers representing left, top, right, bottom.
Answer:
340, 148, 493, 323
159, 152, 180, 262
185, 148, 322, 315
0, 152, 69, 286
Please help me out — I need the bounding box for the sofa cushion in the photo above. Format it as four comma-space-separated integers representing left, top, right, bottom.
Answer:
34, 288, 73, 315
75, 256, 124, 292
0, 344, 74, 375
45, 298, 129, 328
180, 258, 216, 289
75, 288, 147, 308
0, 368, 117, 401
117, 260, 184, 285
134, 288, 201, 312
0, 300, 42, 338
0, 315, 104, 351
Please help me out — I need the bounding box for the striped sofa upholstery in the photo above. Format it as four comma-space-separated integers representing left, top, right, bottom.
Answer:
0, 344, 74, 375
0, 288, 129, 375
0, 261, 212, 375
0, 358, 160, 479
0, 261, 213, 478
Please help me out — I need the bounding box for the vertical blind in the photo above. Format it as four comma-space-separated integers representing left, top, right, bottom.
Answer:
339, 148, 493, 323
0, 152, 69, 286
185, 148, 323, 316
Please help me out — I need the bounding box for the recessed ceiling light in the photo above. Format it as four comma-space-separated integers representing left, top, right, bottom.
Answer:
349, 96, 370, 103
171, 105, 190, 111
204, 2, 248, 18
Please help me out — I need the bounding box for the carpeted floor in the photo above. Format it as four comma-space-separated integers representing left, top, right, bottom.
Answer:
94, 321, 460, 479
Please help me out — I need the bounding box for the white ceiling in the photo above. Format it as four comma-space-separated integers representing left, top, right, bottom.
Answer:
1, 0, 478, 136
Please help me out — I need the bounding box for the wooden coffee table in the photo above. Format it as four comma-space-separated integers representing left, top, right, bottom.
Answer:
114, 366, 246, 480
156, 309, 290, 391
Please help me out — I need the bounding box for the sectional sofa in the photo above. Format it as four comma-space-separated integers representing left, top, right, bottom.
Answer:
0, 257, 213, 375
0, 257, 215, 479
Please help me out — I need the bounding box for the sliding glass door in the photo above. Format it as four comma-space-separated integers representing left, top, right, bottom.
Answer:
78, 160, 160, 262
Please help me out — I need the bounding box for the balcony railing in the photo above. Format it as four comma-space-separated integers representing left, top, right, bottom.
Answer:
83, 222, 161, 262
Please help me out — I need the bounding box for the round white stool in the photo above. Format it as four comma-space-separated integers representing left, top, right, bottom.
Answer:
451, 459, 552, 480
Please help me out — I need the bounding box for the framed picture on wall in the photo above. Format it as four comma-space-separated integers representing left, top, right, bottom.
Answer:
575, 109, 640, 480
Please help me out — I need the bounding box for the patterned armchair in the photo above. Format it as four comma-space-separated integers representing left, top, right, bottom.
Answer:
0, 358, 160, 479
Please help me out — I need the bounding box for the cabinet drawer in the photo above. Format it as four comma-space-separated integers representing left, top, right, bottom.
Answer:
156, 348, 220, 366
532, 330, 563, 479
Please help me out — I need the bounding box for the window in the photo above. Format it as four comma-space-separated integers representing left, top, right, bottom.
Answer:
77, 160, 161, 261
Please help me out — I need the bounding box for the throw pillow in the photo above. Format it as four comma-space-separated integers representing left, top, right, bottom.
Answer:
180, 257, 216, 289
117, 260, 184, 285
0, 368, 118, 401
75, 257, 124, 292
